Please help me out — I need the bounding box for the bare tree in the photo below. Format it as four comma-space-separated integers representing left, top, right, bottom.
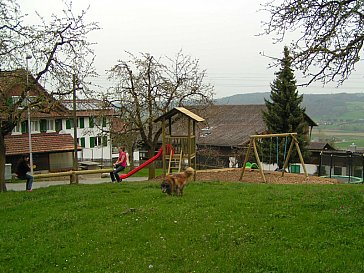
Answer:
261, 0, 364, 85
0, 0, 99, 191
106, 51, 214, 179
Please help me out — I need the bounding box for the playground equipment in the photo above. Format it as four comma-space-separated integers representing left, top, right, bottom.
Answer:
318, 151, 364, 184
154, 107, 205, 179
119, 144, 174, 180
239, 132, 308, 183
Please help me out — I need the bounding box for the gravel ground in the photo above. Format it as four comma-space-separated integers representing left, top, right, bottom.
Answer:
195, 168, 340, 184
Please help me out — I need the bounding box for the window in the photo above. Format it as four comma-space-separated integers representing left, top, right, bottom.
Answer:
47, 120, 55, 131
40, 119, 47, 132
12, 123, 21, 134
55, 119, 62, 131
9, 96, 23, 107
94, 136, 108, 147
31, 120, 39, 132
102, 117, 107, 127
88, 136, 108, 148
21, 121, 28, 133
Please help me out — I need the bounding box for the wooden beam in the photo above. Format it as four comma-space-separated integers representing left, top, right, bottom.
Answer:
239, 139, 252, 181
253, 138, 266, 183
250, 132, 297, 139
33, 168, 113, 182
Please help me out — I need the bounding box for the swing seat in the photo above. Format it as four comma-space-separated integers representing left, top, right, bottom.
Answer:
251, 163, 259, 169
245, 162, 252, 169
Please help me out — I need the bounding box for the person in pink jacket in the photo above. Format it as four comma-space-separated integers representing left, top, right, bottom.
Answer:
110, 146, 127, 182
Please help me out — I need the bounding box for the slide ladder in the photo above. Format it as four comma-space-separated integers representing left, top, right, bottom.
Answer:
168, 151, 183, 174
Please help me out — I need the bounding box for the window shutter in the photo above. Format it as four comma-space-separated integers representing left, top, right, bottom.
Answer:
102, 136, 108, 146
79, 117, 84, 128
55, 119, 62, 131
66, 119, 71, 129
90, 137, 95, 148
89, 117, 94, 128
80, 137, 86, 148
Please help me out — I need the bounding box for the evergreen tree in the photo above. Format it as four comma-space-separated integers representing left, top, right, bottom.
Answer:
262, 46, 308, 168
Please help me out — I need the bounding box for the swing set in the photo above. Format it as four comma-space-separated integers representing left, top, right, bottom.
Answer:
239, 132, 308, 183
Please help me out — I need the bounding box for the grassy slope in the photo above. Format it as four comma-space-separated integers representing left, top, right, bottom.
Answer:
1, 181, 364, 273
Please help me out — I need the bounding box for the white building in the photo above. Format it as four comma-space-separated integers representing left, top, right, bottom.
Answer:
60, 100, 115, 163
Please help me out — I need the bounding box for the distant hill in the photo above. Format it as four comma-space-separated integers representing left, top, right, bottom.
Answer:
215, 92, 364, 121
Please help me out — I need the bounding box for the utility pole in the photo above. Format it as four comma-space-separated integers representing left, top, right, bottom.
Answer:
72, 74, 79, 183
26, 55, 33, 175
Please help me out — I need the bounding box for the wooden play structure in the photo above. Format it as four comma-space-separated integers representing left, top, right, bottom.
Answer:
239, 132, 308, 183
154, 107, 205, 178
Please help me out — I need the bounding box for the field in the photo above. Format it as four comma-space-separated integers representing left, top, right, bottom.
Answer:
312, 128, 364, 150
1, 173, 364, 272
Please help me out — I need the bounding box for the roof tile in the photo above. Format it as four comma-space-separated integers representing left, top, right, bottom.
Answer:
5, 132, 80, 155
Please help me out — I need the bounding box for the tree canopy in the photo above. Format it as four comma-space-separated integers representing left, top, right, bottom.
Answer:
262, 0, 364, 85
0, 0, 98, 191
263, 46, 307, 166
106, 51, 214, 178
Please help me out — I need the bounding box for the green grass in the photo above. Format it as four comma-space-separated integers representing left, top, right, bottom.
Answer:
1, 181, 364, 272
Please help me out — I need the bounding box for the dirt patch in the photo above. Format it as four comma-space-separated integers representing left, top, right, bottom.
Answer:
195, 168, 340, 184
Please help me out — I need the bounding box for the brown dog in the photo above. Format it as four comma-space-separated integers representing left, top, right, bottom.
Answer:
161, 167, 194, 196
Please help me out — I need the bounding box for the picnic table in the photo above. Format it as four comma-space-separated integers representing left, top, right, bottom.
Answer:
79, 161, 100, 170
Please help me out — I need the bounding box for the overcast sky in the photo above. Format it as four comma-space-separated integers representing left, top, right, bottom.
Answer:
21, 0, 364, 98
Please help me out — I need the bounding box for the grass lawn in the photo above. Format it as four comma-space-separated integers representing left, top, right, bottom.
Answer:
1, 181, 364, 272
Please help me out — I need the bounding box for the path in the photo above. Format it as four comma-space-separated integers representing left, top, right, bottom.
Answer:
6, 175, 149, 192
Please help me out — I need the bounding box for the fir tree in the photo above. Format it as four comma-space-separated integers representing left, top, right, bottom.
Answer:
262, 46, 308, 167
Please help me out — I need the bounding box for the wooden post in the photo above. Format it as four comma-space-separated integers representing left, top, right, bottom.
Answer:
252, 138, 266, 183
281, 137, 295, 177
239, 139, 252, 181
162, 119, 166, 176
292, 135, 308, 178
193, 120, 197, 181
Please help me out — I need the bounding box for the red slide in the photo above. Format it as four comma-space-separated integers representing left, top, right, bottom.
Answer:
119, 145, 173, 180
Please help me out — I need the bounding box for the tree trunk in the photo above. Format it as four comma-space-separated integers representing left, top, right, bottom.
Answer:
147, 149, 156, 179
0, 133, 8, 192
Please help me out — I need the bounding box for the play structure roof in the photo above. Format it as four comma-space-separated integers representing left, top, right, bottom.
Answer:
154, 107, 205, 123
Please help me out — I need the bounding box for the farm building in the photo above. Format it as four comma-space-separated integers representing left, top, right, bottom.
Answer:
187, 105, 318, 169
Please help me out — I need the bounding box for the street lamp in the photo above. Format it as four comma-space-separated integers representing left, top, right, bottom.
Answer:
26, 55, 33, 175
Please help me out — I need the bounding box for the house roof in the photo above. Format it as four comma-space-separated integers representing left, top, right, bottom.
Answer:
61, 99, 116, 117
307, 141, 335, 151
0, 69, 68, 119
190, 105, 267, 147
188, 104, 317, 148
5, 132, 81, 155
1, 70, 115, 120
154, 107, 205, 123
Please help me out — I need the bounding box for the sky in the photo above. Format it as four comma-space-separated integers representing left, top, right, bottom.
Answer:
20, 0, 364, 98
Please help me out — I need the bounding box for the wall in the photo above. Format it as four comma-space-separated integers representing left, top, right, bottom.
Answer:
49, 152, 73, 171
